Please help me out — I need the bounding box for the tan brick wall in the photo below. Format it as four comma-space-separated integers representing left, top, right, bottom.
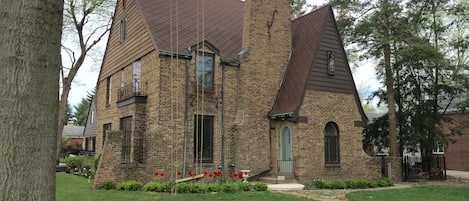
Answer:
275, 90, 381, 183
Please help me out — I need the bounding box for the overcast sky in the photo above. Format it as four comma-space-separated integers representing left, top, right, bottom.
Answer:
67, 0, 380, 108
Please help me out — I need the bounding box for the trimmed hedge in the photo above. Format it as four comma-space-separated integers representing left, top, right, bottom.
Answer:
100, 180, 116, 190
307, 177, 393, 190
116, 181, 144, 191
103, 181, 268, 194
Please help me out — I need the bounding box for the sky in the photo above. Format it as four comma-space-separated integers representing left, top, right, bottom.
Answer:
67, 0, 380, 108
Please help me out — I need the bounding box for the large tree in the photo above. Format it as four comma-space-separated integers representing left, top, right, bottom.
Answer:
0, 0, 63, 200
74, 97, 91, 126
57, 0, 114, 160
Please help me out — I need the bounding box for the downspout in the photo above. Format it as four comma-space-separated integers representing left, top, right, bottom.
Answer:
182, 59, 189, 176
269, 120, 273, 169
221, 63, 226, 181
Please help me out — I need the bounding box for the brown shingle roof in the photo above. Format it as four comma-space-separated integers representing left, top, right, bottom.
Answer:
270, 5, 331, 117
135, 0, 244, 62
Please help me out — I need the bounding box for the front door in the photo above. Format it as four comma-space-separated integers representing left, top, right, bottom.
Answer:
279, 124, 293, 173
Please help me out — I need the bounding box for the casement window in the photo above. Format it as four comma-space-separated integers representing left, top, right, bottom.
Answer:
196, 53, 214, 91
133, 60, 141, 93
433, 141, 444, 154
106, 76, 111, 105
324, 122, 340, 165
327, 51, 335, 75
120, 116, 132, 163
194, 115, 214, 163
103, 123, 112, 146
119, 18, 126, 43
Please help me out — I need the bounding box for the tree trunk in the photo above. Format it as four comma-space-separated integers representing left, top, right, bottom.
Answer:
0, 1, 63, 200
383, 0, 398, 157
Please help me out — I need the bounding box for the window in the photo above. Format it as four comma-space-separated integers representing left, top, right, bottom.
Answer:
194, 115, 213, 163
196, 53, 214, 90
106, 76, 111, 105
103, 123, 112, 146
133, 60, 141, 93
324, 122, 340, 165
327, 51, 335, 75
90, 111, 95, 124
120, 69, 125, 88
433, 141, 444, 154
120, 117, 132, 163
119, 18, 126, 43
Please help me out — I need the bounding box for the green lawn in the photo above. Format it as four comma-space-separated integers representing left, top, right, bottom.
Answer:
56, 173, 314, 201
346, 185, 469, 201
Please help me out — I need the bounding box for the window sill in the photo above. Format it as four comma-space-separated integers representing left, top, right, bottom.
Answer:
325, 164, 341, 168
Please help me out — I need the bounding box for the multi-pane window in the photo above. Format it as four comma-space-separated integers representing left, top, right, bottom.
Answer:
103, 123, 112, 146
133, 60, 141, 93
194, 115, 213, 163
433, 141, 444, 154
106, 76, 111, 105
196, 53, 214, 90
327, 51, 335, 75
120, 117, 132, 163
324, 122, 340, 164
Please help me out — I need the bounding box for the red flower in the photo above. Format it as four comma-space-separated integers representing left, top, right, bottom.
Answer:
188, 171, 193, 176
153, 171, 158, 177
208, 173, 213, 177
177, 171, 182, 176
234, 173, 238, 177
229, 172, 233, 178
204, 171, 208, 176
238, 173, 243, 179
160, 172, 165, 177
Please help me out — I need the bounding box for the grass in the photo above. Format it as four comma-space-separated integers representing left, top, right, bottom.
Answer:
346, 185, 469, 201
56, 173, 315, 201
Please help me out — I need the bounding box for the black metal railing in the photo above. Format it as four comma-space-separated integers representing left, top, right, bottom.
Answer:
402, 155, 446, 181
277, 159, 295, 177
117, 82, 147, 102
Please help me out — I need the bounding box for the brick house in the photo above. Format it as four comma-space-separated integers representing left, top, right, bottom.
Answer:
94, 0, 389, 187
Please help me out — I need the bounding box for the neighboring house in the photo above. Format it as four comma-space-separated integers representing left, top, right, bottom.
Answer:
442, 90, 469, 171
93, 0, 386, 187
82, 96, 97, 153
63, 121, 84, 149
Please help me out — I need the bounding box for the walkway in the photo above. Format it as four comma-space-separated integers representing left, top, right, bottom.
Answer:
271, 183, 412, 201
446, 170, 469, 182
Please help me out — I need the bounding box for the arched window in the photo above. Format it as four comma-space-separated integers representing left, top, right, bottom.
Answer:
324, 122, 339, 165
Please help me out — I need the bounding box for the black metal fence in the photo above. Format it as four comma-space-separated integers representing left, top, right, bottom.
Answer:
402, 155, 446, 181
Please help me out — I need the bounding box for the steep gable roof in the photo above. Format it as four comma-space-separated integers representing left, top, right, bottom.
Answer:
270, 5, 367, 123
135, 0, 244, 62
270, 5, 330, 117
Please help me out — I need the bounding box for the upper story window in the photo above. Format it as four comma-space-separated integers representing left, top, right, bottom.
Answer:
119, 18, 126, 43
120, 69, 124, 88
327, 51, 335, 75
106, 76, 111, 105
90, 111, 95, 124
133, 60, 141, 93
196, 53, 214, 91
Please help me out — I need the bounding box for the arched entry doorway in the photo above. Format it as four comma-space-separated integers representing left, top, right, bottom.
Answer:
279, 124, 293, 174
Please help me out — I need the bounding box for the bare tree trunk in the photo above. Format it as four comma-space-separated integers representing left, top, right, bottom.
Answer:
383, 0, 398, 157
0, 0, 63, 200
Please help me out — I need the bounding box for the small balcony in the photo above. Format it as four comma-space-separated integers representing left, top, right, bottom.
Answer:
117, 82, 147, 107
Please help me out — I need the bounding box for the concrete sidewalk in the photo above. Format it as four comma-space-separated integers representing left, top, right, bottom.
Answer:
446, 170, 469, 181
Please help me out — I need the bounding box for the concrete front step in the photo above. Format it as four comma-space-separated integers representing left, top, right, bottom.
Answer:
259, 176, 298, 184
267, 183, 305, 191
